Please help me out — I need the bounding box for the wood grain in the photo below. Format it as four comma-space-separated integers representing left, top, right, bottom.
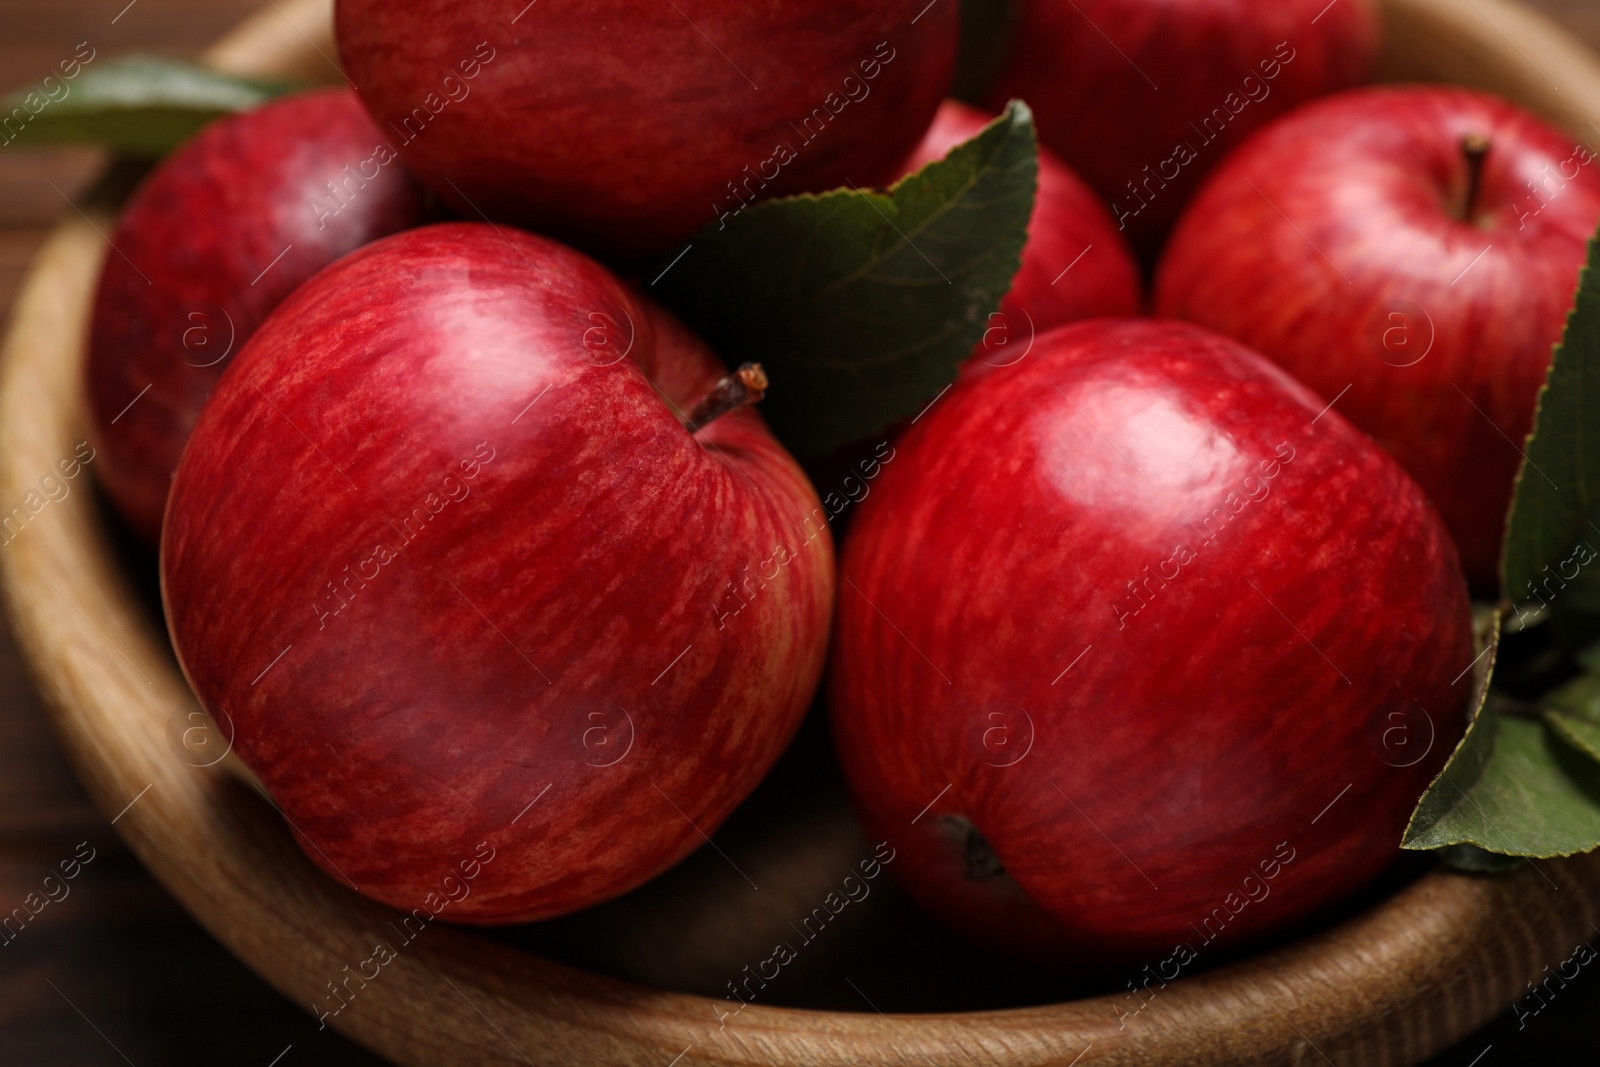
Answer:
4, 0, 1600, 1064
1380, 0, 1600, 130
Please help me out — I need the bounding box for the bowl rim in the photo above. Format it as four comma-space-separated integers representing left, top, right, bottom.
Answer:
5, 1, 1600, 1064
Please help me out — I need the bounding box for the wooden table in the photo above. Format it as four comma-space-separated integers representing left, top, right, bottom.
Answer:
0, 1, 1596, 1063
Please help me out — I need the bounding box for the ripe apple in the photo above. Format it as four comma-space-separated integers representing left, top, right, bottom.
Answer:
985, 0, 1379, 256
900, 101, 1142, 372
828, 318, 1472, 962
1154, 85, 1600, 589
161, 223, 836, 921
796, 101, 1145, 540
85, 88, 429, 544
335, 0, 957, 261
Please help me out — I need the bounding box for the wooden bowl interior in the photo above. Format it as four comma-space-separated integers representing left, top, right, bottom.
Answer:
3, 0, 1600, 1064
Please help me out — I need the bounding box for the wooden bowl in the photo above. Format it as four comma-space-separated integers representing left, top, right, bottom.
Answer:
5, 1, 1600, 1063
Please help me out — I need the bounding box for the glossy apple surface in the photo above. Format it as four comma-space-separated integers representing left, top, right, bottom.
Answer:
162, 223, 835, 922
900, 100, 1142, 372
335, 0, 956, 261
85, 88, 429, 544
1155, 85, 1600, 589
829, 319, 1472, 962
986, 0, 1378, 256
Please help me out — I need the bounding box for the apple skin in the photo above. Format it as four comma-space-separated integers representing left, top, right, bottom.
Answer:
161, 222, 836, 922
85, 88, 429, 545
1154, 86, 1600, 590
900, 101, 1142, 372
797, 102, 1145, 544
334, 0, 956, 261
828, 319, 1472, 963
985, 0, 1379, 257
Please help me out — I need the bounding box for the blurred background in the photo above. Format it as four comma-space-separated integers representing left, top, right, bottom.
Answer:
1, 0, 1598, 1063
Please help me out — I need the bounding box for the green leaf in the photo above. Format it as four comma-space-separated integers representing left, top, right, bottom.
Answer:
1407, 226, 1600, 863
1403, 712, 1600, 857
653, 100, 1038, 456
0, 56, 292, 156
1405, 613, 1502, 850
1500, 233, 1600, 608
1544, 671, 1600, 761
1405, 614, 1600, 857
1576, 634, 1600, 673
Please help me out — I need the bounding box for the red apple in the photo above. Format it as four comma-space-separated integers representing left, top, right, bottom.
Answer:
900, 100, 1142, 372
161, 223, 836, 922
334, 0, 957, 261
828, 319, 1471, 963
1154, 85, 1600, 589
986, 0, 1379, 256
85, 88, 429, 544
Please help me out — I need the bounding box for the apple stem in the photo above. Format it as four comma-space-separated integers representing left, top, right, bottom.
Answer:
1460, 133, 1491, 221
686, 362, 768, 432
942, 815, 1005, 880
962, 823, 1005, 880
